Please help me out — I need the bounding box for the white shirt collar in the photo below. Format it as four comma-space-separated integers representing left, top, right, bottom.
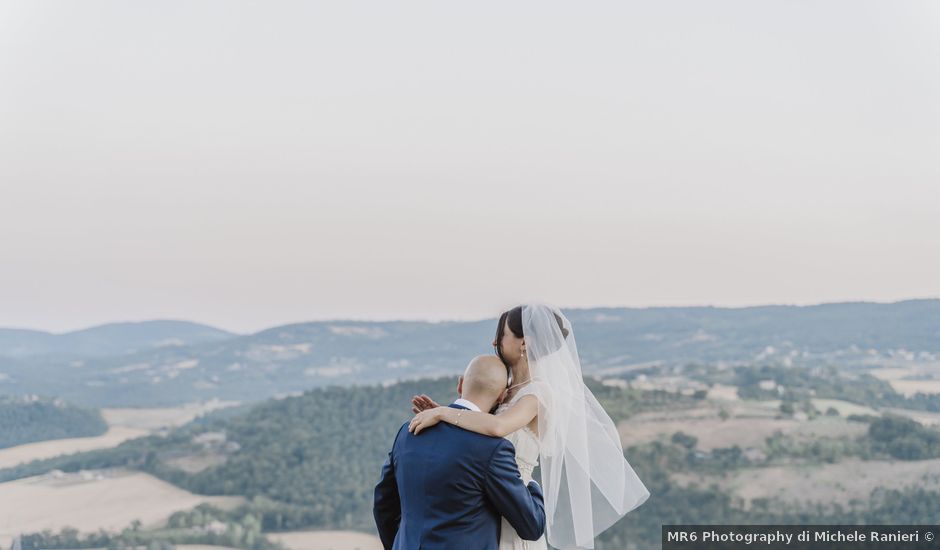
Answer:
453, 398, 482, 412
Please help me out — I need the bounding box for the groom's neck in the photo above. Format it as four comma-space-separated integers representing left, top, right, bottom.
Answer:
457, 394, 490, 412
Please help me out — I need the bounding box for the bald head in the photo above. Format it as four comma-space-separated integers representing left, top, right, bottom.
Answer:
458, 355, 509, 413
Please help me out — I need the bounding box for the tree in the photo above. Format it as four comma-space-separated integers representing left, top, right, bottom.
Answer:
671, 431, 698, 450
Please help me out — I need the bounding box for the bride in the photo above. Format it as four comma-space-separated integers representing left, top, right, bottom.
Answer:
408, 303, 650, 550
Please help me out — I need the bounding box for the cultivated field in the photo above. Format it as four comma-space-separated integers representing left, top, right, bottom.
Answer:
868, 367, 921, 381
671, 457, 940, 508
618, 398, 867, 452
0, 401, 240, 471
101, 400, 240, 431
705, 383, 740, 401
0, 426, 147, 470
268, 530, 383, 550
0, 469, 243, 548
617, 376, 940, 454
867, 366, 940, 397
887, 380, 940, 397
0, 402, 242, 546
620, 382, 940, 511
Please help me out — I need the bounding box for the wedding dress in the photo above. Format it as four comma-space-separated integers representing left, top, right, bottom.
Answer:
513, 303, 650, 549
496, 384, 547, 550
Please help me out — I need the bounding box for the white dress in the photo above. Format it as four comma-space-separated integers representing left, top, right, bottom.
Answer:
496, 386, 548, 550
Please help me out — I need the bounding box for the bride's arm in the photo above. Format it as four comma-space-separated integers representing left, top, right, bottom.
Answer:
408, 395, 538, 437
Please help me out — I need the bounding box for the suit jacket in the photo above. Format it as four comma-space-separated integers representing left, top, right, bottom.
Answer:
373, 404, 546, 550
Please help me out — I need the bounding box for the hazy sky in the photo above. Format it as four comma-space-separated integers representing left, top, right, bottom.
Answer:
1, 1, 938, 334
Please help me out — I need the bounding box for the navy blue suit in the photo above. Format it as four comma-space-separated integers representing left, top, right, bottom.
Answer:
373, 404, 546, 550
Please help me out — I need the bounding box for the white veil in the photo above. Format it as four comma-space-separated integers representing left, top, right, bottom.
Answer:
521, 303, 650, 549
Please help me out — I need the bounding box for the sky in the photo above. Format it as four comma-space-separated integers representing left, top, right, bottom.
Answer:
1, 1, 938, 334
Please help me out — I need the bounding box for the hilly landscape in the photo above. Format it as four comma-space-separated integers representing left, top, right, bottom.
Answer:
3, 300, 940, 550
4, 365, 940, 550
0, 321, 235, 359
2, 300, 940, 407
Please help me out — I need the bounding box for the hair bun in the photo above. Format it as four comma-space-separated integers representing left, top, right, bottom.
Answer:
552, 311, 570, 339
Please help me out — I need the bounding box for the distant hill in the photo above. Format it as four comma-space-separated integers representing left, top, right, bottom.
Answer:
1, 300, 939, 407
566, 299, 940, 368
0, 395, 107, 449
0, 320, 236, 358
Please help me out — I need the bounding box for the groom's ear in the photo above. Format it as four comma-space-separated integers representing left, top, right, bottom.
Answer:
496, 387, 508, 405
456, 376, 464, 397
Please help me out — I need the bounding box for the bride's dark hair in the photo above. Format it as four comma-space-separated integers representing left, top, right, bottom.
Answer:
494, 305, 569, 365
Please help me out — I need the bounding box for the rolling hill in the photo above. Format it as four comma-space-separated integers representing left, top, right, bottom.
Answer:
0, 320, 236, 358
1, 300, 939, 407
5, 371, 940, 550
0, 395, 107, 449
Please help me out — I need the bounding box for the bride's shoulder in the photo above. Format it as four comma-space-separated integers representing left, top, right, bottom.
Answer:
514, 379, 550, 400
495, 388, 537, 414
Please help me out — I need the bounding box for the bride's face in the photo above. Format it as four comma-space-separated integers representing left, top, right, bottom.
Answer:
493, 317, 525, 366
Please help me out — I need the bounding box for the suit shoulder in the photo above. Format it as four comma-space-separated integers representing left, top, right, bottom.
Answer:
391, 421, 410, 447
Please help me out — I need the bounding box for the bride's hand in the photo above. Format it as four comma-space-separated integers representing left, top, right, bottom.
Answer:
409, 406, 446, 435
411, 394, 440, 414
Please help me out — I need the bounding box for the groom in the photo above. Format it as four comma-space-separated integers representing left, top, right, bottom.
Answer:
373, 355, 545, 550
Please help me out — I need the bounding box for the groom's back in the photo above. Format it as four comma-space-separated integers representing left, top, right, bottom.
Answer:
386, 420, 508, 549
